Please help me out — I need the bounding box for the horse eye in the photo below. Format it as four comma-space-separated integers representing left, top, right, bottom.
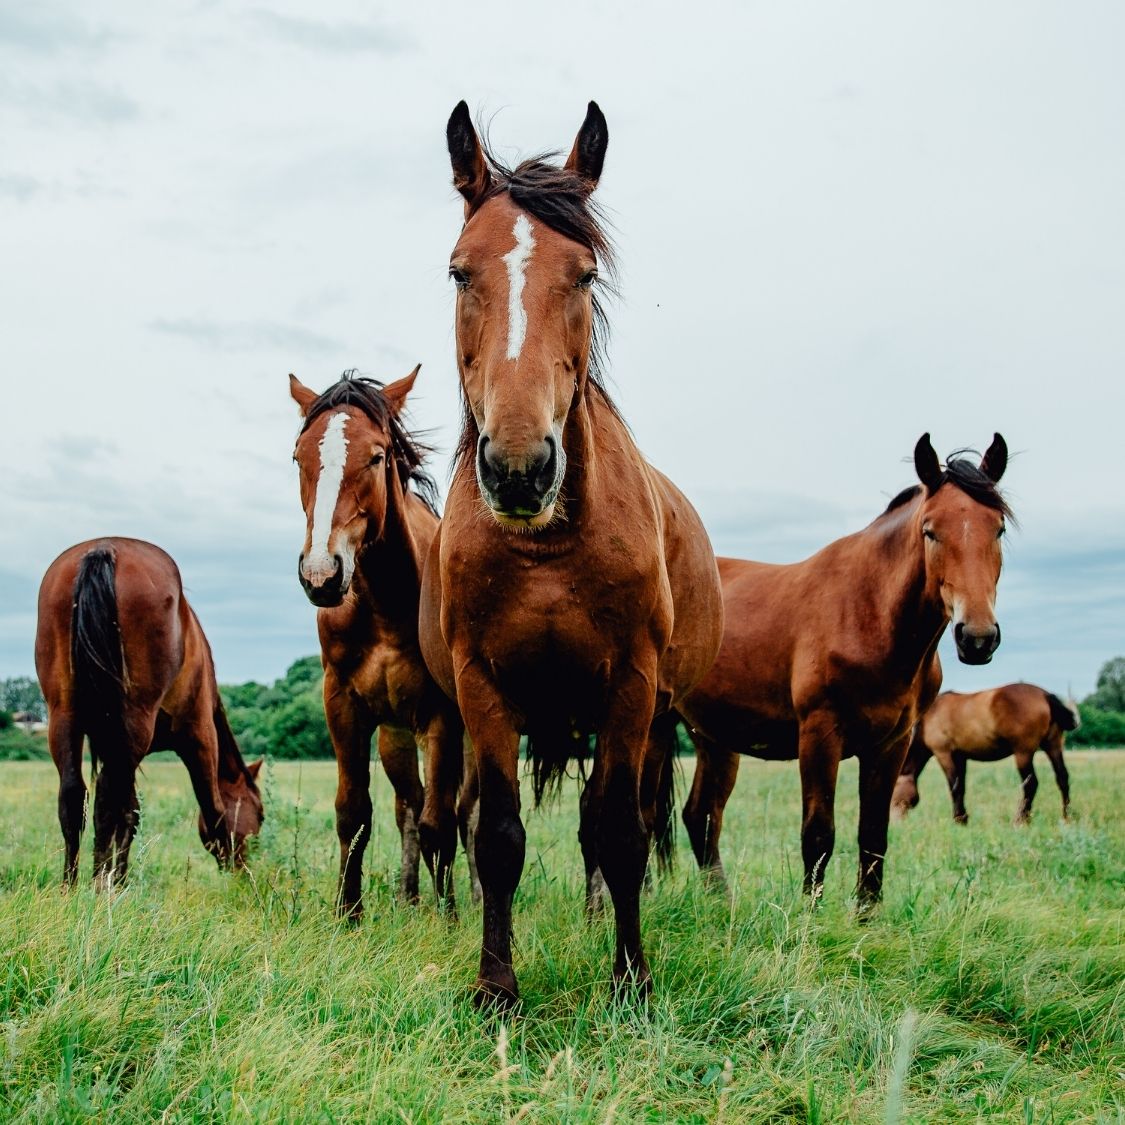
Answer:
576, 269, 598, 290
923, 528, 937, 542
997, 525, 1006, 539
449, 267, 470, 291
369, 452, 384, 467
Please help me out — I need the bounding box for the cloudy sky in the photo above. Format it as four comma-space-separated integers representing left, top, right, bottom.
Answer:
2, 1, 1123, 698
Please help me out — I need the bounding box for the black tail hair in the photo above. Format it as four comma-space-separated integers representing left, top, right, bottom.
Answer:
1045, 692, 1080, 732
529, 728, 590, 807
70, 546, 127, 773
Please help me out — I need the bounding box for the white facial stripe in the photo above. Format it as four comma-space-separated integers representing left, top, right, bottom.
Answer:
308, 412, 349, 566
502, 214, 536, 361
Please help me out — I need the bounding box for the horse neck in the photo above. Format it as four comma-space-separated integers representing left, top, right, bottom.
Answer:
865, 501, 948, 676
555, 383, 620, 521
213, 696, 251, 786
353, 469, 425, 636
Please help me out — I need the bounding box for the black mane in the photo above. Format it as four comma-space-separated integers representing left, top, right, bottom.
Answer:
454, 144, 622, 469
300, 372, 439, 514
883, 450, 1014, 521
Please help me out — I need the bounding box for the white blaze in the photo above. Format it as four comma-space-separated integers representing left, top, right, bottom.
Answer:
502, 214, 536, 361
308, 412, 349, 570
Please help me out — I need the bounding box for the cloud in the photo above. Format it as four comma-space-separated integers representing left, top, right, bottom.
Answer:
246, 10, 411, 55
149, 318, 345, 356
0, 8, 117, 53
0, 174, 42, 201
0, 76, 139, 124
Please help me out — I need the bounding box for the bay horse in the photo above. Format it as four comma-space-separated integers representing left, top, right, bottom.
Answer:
419, 102, 723, 1006
667, 435, 1011, 912
290, 369, 466, 916
35, 538, 263, 887
891, 683, 1078, 823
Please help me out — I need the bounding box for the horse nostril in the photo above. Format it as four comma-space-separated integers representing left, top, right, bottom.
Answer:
533, 434, 557, 494
331, 554, 342, 576
477, 434, 501, 490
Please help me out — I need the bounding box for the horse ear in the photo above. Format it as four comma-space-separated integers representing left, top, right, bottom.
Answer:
914, 433, 943, 493
564, 101, 608, 188
289, 374, 317, 417
447, 101, 492, 208
382, 364, 420, 417
247, 758, 263, 779
980, 432, 1008, 483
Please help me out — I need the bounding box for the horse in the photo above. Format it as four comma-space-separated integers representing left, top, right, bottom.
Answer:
665, 435, 1011, 912
891, 682, 1078, 824
418, 101, 723, 1007
290, 369, 468, 917
35, 538, 264, 887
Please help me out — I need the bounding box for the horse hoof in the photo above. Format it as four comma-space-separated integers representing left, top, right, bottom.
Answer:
472, 976, 520, 1012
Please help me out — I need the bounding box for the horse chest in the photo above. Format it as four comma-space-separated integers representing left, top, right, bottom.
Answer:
349, 645, 424, 724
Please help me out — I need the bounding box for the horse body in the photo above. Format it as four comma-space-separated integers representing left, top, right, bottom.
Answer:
35, 537, 263, 886
892, 682, 1077, 823
421, 102, 722, 1006
675, 436, 1009, 908
290, 371, 465, 916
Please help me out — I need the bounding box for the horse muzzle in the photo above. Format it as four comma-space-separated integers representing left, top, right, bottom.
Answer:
954, 621, 1001, 665
476, 432, 563, 520
298, 552, 347, 607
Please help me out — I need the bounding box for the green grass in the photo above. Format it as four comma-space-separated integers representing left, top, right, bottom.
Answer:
0, 752, 1122, 1122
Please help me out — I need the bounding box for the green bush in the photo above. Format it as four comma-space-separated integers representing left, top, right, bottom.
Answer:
1069, 704, 1125, 749
0, 727, 50, 761
0, 709, 11, 731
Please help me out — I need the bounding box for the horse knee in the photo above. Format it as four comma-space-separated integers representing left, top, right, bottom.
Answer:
475, 813, 525, 896
335, 798, 372, 850
58, 775, 87, 829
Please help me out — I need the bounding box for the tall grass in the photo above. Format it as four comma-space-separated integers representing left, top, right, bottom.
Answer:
0, 753, 1122, 1122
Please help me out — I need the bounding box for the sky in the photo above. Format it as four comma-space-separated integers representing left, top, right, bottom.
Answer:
2, 1, 1123, 698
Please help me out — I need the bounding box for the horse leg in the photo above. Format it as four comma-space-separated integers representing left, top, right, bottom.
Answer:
641, 712, 679, 881
681, 734, 739, 894
591, 669, 658, 996
797, 713, 842, 901
173, 722, 232, 866
1014, 751, 1039, 824
377, 725, 425, 905
48, 710, 86, 887
936, 750, 969, 824
890, 730, 931, 820
418, 708, 463, 914
1042, 735, 1070, 820
856, 735, 911, 915
325, 686, 376, 919
577, 779, 607, 915
456, 736, 482, 904
91, 712, 152, 888
457, 664, 523, 1008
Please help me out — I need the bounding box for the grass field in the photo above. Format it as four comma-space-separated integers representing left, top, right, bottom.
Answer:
0, 751, 1121, 1123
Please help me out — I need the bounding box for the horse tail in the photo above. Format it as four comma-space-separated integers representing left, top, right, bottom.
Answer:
1045, 691, 1080, 732
70, 546, 127, 775
529, 728, 588, 808
652, 717, 681, 874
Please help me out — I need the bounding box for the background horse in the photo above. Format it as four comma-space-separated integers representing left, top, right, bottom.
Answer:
892, 682, 1079, 823
668, 435, 1011, 911
419, 101, 723, 1006
290, 369, 466, 917
35, 538, 263, 887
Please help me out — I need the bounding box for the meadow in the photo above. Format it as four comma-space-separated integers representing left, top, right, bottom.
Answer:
0, 751, 1121, 1123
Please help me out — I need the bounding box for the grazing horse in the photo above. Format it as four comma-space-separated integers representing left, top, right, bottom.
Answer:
891, 683, 1079, 823
419, 101, 723, 1006
669, 435, 1011, 911
35, 538, 263, 887
290, 369, 466, 916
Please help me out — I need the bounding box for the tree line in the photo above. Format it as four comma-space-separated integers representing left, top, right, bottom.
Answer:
2, 657, 1125, 759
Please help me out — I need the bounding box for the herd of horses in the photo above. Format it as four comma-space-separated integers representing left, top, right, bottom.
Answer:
32, 102, 1080, 1008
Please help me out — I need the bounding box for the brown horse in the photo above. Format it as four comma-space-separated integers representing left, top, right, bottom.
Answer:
419, 102, 723, 1006
35, 538, 263, 887
891, 683, 1078, 824
290, 369, 466, 917
669, 435, 1011, 911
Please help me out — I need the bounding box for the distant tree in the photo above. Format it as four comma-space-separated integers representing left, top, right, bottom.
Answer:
1086, 657, 1125, 712
220, 656, 332, 760
0, 710, 11, 730
0, 677, 46, 721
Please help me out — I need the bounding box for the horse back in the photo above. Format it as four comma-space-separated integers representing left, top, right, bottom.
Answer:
37, 538, 198, 727
922, 683, 1053, 759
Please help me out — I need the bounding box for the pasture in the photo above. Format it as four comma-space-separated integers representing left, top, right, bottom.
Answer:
0, 753, 1122, 1123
